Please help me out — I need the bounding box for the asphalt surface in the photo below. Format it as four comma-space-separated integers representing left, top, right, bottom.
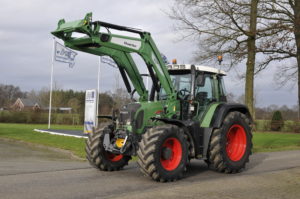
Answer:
0, 139, 299, 199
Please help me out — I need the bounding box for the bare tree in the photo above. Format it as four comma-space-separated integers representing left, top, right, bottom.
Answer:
26, 89, 39, 104
0, 84, 25, 107
112, 88, 131, 110
170, 0, 262, 117
68, 98, 80, 113
37, 87, 50, 107
99, 93, 115, 115
255, 0, 300, 119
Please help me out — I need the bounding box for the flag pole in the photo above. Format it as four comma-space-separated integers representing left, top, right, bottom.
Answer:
48, 38, 55, 129
96, 56, 101, 128
98, 56, 101, 94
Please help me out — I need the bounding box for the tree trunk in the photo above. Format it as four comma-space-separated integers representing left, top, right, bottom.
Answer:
294, 0, 300, 120
298, 58, 300, 120
245, 0, 259, 119
245, 39, 255, 119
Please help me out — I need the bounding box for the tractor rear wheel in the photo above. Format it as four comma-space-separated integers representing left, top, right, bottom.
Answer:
85, 126, 131, 171
137, 124, 188, 182
208, 111, 252, 173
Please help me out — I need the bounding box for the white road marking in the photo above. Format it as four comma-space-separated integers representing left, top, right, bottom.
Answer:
33, 129, 87, 139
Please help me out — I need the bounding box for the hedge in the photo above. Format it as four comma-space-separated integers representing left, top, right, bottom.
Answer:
0, 111, 82, 125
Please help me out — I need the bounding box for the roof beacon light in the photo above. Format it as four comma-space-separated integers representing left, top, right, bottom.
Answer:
217, 55, 223, 65
172, 59, 177, 64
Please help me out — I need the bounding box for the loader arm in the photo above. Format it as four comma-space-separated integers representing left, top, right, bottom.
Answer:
51, 13, 176, 101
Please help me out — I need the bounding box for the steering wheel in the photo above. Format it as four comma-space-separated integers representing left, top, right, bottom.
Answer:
178, 88, 191, 100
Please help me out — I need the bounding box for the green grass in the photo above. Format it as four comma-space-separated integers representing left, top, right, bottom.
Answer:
0, 123, 300, 160
0, 123, 86, 159
253, 132, 300, 152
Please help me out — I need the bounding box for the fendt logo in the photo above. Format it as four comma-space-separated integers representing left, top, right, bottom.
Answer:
110, 37, 141, 50
124, 41, 137, 48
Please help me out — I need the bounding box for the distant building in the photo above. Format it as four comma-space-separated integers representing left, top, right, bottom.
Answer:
11, 98, 40, 111
58, 107, 72, 113
42, 107, 72, 113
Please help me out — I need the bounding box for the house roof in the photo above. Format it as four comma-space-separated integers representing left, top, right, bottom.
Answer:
20, 98, 38, 107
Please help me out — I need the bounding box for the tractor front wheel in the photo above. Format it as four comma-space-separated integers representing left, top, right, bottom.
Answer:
208, 111, 252, 173
85, 126, 131, 171
137, 125, 188, 182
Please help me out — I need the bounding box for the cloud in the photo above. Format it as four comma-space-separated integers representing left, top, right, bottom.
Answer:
0, 0, 297, 107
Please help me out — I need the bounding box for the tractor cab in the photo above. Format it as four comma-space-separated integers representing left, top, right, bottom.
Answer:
158, 64, 227, 120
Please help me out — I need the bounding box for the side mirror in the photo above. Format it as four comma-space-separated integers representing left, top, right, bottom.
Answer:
196, 74, 205, 87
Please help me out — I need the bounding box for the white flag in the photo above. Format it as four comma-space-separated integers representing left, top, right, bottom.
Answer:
54, 41, 78, 68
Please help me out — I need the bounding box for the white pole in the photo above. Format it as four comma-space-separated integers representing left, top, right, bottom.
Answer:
48, 38, 55, 129
96, 57, 101, 128
97, 56, 101, 93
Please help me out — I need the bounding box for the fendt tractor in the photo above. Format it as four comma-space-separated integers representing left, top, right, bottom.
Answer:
52, 13, 253, 182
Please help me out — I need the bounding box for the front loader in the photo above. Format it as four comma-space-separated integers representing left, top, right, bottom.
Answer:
52, 13, 253, 182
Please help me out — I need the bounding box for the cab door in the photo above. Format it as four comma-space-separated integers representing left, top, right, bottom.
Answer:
193, 74, 215, 120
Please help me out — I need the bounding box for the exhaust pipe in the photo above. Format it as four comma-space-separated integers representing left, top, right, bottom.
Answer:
188, 65, 196, 119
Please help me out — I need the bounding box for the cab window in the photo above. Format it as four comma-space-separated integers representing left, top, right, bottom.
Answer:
218, 76, 227, 101
195, 76, 214, 105
159, 73, 191, 100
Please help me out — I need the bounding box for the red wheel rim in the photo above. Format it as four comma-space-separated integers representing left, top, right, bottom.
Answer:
226, 124, 247, 161
106, 152, 123, 162
160, 137, 182, 171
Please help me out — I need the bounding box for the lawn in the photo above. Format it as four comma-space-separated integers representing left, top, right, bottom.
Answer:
253, 132, 300, 152
0, 123, 86, 159
0, 123, 300, 160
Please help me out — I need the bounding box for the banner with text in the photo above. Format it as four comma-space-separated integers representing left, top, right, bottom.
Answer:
84, 89, 98, 134
54, 41, 78, 68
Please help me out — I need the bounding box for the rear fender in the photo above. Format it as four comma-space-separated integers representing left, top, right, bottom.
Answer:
201, 103, 253, 160
210, 103, 253, 128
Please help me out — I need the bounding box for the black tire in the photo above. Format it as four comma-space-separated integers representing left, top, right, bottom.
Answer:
85, 126, 131, 171
208, 111, 252, 173
137, 124, 188, 182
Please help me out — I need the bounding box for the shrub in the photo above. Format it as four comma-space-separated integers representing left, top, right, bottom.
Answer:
254, 120, 271, 131
294, 126, 300, 133
282, 120, 294, 132
293, 122, 300, 133
270, 111, 284, 131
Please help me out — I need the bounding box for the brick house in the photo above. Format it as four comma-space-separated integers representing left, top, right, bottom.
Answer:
11, 98, 40, 111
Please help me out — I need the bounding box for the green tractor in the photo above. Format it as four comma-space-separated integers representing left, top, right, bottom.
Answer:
52, 13, 253, 182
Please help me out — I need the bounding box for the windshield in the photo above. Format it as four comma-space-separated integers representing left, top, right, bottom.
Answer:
159, 73, 191, 100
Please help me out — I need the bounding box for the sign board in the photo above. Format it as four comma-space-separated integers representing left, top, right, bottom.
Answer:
84, 89, 98, 134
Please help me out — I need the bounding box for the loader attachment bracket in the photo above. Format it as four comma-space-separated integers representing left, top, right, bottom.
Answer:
52, 13, 94, 40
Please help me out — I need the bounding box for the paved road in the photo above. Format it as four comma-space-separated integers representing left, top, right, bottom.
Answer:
0, 140, 299, 199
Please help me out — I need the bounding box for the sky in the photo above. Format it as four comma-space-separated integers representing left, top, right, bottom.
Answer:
0, 0, 297, 108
